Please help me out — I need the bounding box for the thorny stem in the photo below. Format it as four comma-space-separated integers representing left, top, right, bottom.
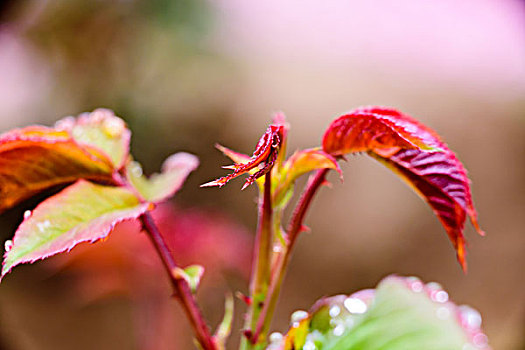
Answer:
251, 168, 329, 345
242, 172, 274, 349
140, 212, 217, 350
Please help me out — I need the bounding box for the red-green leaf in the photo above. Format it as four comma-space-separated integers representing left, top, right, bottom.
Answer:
0, 126, 114, 213
322, 107, 441, 156
322, 106, 483, 270
55, 109, 131, 169
1, 180, 150, 279
370, 148, 483, 270
273, 148, 341, 206
126, 152, 199, 203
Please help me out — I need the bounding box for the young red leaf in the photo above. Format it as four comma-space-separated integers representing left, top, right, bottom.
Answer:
126, 152, 199, 203
322, 106, 441, 156
322, 106, 483, 270
0, 126, 114, 213
1, 180, 150, 279
55, 109, 131, 169
370, 148, 483, 270
202, 124, 285, 190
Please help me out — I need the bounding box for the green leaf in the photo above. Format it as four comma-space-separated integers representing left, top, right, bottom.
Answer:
173, 264, 205, 293
126, 152, 199, 203
57, 109, 131, 169
1, 180, 150, 279
274, 276, 490, 350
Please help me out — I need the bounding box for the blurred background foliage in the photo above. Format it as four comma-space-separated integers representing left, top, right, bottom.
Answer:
0, 0, 524, 349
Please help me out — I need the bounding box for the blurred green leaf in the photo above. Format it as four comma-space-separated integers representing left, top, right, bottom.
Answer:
58, 109, 131, 169
126, 152, 198, 203
2, 180, 150, 279
275, 276, 490, 350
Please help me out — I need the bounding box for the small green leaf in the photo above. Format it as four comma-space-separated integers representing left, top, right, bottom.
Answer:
57, 109, 131, 169
1, 180, 150, 279
173, 264, 205, 293
126, 152, 199, 203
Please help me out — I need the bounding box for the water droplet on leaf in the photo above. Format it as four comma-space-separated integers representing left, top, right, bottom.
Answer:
23, 210, 31, 219
36, 220, 51, 232
459, 305, 482, 329
472, 333, 488, 348
333, 323, 345, 336
329, 305, 341, 318
54, 116, 75, 131
272, 244, 283, 253
433, 290, 449, 303
407, 276, 424, 292
269, 332, 283, 343
102, 117, 125, 138
344, 297, 367, 314
290, 310, 308, 324
4, 240, 13, 252
129, 161, 143, 177
303, 340, 317, 350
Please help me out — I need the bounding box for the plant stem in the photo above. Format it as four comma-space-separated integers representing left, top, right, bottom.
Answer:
242, 172, 274, 349
140, 212, 217, 350
251, 168, 329, 344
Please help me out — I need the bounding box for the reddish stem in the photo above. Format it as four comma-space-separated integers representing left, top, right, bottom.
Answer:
243, 172, 274, 347
251, 168, 329, 342
250, 172, 273, 296
140, 212, 217, 350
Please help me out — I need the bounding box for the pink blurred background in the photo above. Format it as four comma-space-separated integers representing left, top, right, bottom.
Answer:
0, 0, 524, 349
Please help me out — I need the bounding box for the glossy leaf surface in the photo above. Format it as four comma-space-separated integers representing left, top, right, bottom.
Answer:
56, 109, 131, 169
2, 180, 150, 279
370, 148, 483, 270
126, 152, 199, 203
0, 126, 114, 213
322, 106, 483, 270
322, 107, 440, 156
272, 276, 490, 350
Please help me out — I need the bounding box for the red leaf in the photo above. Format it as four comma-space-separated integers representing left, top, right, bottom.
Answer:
0, 126, 114, 213
370, 148, 483, 270
322, 107, 441, 156
202, 124, 285, 190
322, 107, 483, 270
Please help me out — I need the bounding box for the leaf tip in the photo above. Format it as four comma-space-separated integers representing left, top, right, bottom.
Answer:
200, 180, 223, 188
456, 237, 468, 273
